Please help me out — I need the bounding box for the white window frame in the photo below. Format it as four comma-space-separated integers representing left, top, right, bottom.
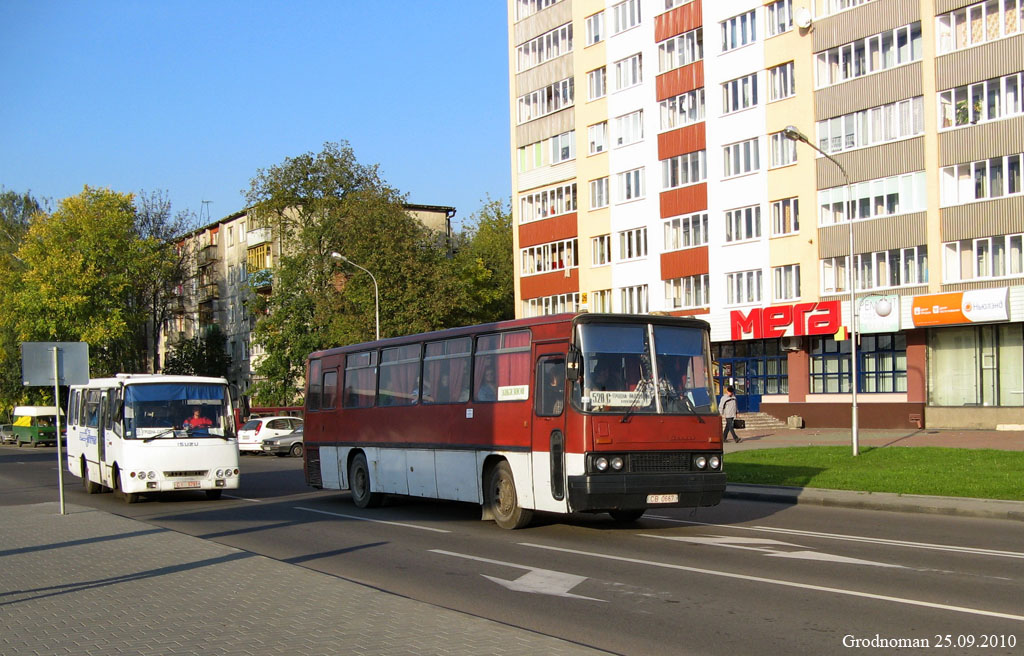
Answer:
770, 131, 798, 168
517, 77, 574, 125
592, 235, 611, 266
614, 110, 644, 147
590, 177, 610, 209
818, 171, 927, 225
618, 227, 648, 261
726, 269, 763, 305
588, 122, 608, 155
516, 22, 573, 73
616, 167, 645, 203
619, 284, 649, 314
524, 292, 580, 318
664, 212, 708, 251
587, 67, 607, 101
722, 73, 758, 114
665, 274, 709, 309
936, 0, 1024, 55
771, 197, 799, 236
943, 234, 1023, 282
659, 88, 705, 131
721, 9, 757, 53
772, 264, 801, 301
815, 22, 922, 89
766, 0, 792, 37
520, 238, 579, 277
611, 0, 642, 35
519, 183, 577, 224
589, 289, 612, 313
723, 138, 760, 178
614, 53, 642, 91
939, 73, 1024, 131
657, 27, 703, 74
768, 61, 795, 101
725, 205, 762, 243
550, 130, 576, 164
661, 150, 707, 190
818, 97, 924, 154
586, 11, 604, 46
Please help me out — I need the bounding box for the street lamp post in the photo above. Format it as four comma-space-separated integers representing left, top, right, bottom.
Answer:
331, 252, 380, 341
783, 126, 859, 456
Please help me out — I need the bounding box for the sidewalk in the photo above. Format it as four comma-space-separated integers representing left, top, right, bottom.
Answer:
0, 502, 606, 656
721, 425, 1024, 521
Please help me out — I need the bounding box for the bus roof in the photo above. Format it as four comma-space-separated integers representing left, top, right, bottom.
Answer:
307, 312, 712, 360
70, 374, 230, 389
13, 406, 64, 417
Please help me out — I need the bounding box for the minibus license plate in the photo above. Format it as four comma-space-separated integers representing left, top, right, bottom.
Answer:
646, 494, 678, 504
174, 481, 201, 489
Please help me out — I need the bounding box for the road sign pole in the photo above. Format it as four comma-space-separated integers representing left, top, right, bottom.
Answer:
53, 347, 66, 515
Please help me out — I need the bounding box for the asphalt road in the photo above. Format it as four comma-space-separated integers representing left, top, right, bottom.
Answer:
3, 445, 1022, 655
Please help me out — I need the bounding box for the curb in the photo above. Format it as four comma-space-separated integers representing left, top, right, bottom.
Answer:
724, 483, 1024, 522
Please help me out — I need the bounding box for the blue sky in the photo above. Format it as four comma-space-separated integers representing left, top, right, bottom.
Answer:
0, 1, 511, 229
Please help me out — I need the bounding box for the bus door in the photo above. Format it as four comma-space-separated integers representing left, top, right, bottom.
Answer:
531, 353, 567, 511
97, 389, 109, 468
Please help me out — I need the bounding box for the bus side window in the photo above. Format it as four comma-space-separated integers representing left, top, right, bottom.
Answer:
536, 357, 566, 417
322, 370, 338, 409
307, 359, 322, 411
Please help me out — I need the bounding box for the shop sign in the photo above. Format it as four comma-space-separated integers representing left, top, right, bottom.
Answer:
858, 294, 900, 334
910, 288, 1009, 327
730, 300, 841, 340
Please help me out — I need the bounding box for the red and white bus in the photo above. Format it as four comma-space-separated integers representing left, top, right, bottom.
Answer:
303, 313, 725, 528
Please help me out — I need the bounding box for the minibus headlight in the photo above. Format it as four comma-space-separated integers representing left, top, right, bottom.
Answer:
594, 457, 609, 472
216, 469, 224, 478
709, 456, 721, 470
147, 471, 156, 480
610, 456, 624, 471
694, 456, 707, 470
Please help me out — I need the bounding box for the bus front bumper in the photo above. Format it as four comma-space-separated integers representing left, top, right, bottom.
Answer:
567, 471, 726, 512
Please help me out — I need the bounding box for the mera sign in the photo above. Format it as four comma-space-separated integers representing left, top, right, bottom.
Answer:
730, 300, 842, 340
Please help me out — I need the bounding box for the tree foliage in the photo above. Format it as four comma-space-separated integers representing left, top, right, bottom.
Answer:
162, 325, 230, 377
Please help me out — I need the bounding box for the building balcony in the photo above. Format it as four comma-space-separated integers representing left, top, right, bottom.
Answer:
246, 227, 272, 246
167, 295, 186, 313
250, 268, 272, 292
198, 246, 219, 267
199, 283, 220, 303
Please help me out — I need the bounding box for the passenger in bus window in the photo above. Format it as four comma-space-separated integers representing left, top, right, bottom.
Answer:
541, 367, 565, 415
476, 366, 497, 401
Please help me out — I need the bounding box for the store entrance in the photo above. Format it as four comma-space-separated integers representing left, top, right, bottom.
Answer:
712, 340, 788, 414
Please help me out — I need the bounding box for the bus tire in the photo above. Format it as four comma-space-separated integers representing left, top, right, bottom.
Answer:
113, 468, 139, 504
205, 489, 222, 500
81, 457, 101, 494
486, 461, 533, 530
609, 509, 645, 522
349, 453, 382, 509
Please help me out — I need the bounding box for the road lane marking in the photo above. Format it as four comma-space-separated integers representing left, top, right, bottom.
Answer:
647, 516, 1024, 559
431, 549, 604, 601
643, 534, 905, 568
295, 506, 451, 533
223, 494, 261, 502
520, 542, 1024, 622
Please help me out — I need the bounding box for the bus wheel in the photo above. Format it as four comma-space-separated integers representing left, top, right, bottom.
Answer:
349, 453, 382, 509
608, 509, 645, 522
113, 469, 139, 504
81, 457, 101, 494
486, 461, 533, 530
205, 489, 222, 500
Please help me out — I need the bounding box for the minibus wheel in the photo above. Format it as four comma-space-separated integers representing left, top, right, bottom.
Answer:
113, 468, 139, 504
486, 461, 533, 530
81, 457, 101, 494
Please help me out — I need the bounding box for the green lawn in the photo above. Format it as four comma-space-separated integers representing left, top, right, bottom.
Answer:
724, 446, 1024, 501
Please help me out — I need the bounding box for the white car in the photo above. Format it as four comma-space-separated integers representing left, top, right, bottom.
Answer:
237, 416, 303, 454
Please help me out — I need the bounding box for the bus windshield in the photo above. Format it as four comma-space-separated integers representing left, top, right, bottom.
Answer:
575, 322, 715, 415
123, 383, 233, 439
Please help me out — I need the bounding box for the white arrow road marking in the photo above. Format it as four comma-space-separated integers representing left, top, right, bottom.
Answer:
431, 549, 605, 601
643, 534, 905, 569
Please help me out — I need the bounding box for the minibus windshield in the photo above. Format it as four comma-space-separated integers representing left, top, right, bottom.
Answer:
124, 383, 233, 440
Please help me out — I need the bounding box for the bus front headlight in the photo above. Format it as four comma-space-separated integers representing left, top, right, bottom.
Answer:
594, 457, 609, 472
694, 456, 707, 470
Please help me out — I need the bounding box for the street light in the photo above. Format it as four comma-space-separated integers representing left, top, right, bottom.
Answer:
331, 252, 380, 341
783, 125, 859, 456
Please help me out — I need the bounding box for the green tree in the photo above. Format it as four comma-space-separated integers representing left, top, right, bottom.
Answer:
162, 325, 230, 377
451, 196, 514, 323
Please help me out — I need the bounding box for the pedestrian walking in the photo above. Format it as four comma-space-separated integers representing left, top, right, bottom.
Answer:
720, 385, 741, 443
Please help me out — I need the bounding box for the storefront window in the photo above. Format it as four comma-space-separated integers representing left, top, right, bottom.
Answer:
928, 324, 1023, 406
810, 337, 851, 393
860, 334, 907, 392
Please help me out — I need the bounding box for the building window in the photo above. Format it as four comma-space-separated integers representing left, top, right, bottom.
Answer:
515, 0, 566, 21
524, 293, 580, 318
929, 324, 1023, 406
590, 289, 612, 312
725, 205, 761, 242
817, 0, 877, 18
821, 246, 927, 293
661, 150, 706, 189
722, 73, 758, 114
659, 88, 705, 131
586, 11, 604, 45
818, 97, 924, 154
766, 0, 792, 36
815, 22, 922, 89
943, 234, 1024, 282
939, 73, 1024, 130
521, 239, 578, 276
614, 110, 644, 147
809, 337, 852, 393
664, 212, 708, 251
614, 54, 642, 91
516, 22, 573, 72
616, 167, 645, 202
770, 132, 797, 167
618, 227, 648, 261
771, 197, 799, 236
664, 0, 696, 9
862, 334, 909, 393
588, 67, 607, 100
611, 0, 641, 35
247, 244, 271, 271
665, 274, 709, 309
723, 138, 760, 178
517, 141, 544, 173
657, 27, 703, 73
590, 177, 610, 209
768, 62, 795, 101
818, 171, 927, 225
517, 77, 574, 124
937, 0, 1024, 55
726, 269, 763, 305
619, 285, 649, 314
588, 122, 607, 155
721, 9, 757, 52
592, 235, 611, 266
550, 130, 575, 164
772, 264, 801, 301
519, 183, 577, 224
941, 153, 1023, 206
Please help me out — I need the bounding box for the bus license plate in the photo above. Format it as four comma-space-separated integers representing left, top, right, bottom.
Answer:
646, 494, 678, 504
174, 481, 201, 489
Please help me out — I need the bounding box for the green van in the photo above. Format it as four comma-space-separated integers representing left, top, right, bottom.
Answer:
13, 406, 64, 447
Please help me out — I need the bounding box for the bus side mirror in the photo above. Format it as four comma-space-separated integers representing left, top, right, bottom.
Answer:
566, 348, 581, 383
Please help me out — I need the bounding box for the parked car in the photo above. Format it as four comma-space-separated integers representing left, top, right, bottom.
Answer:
237, 416, 303, 454
1, 424, 15, 444
261, 427, 303, 457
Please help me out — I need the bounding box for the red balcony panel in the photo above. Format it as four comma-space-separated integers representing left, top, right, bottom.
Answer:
655, 60, 704, 101
518, 212, 578, 248
520, 268, 579, 299
654, 0, 702, 42
658, 124, 706, 160
660, 247, 709, 280
659, 183, 707, 218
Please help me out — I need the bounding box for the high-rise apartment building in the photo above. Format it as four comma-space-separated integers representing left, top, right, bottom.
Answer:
508, 0, 1024, 429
